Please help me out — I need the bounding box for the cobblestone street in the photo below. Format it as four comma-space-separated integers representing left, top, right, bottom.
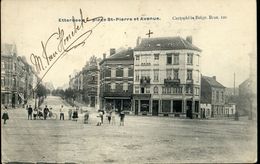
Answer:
1, 96, 257, 163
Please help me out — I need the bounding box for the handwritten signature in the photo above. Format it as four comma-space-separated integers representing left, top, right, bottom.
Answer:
30, 9, 103, 90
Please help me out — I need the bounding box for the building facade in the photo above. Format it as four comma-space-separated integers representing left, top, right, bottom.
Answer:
99, 48, 134, 113
133, 36, 201, 118
1, 43, 37, 107
201, 76, 226, 117
82, 56, 101, 107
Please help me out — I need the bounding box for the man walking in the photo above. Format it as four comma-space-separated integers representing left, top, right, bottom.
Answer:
43, 105, 49, 120
60, 105, 65, 120
28, 105, 33, 120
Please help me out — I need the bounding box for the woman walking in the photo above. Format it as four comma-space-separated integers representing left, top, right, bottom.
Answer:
2, 106, 9, 124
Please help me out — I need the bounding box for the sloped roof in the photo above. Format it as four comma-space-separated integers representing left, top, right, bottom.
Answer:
202, 76, 225, 88
109, 49, 134, 59
134, 36, 201, 52
1, 43, 17, 56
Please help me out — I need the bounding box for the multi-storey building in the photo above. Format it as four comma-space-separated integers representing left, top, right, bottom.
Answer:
99, 48, 134, 112
133, 36, 201, 118
1, 43, 37, 107
82, 56, 101, 107
201, 76, 226, 117
1, 43, 18, 107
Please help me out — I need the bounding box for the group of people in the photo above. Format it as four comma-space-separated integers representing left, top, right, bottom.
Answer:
96, 108, 125, 126
26, 105, 51, 120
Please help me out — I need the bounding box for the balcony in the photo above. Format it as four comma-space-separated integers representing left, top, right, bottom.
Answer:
186, 79, 193, 84
102, 91, 132, 98
140, 77, 151, 86
164, 78, 180, 86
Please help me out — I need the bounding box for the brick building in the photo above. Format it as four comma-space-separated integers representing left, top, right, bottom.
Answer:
201, 76, 226, 117
99, 48, 134, 112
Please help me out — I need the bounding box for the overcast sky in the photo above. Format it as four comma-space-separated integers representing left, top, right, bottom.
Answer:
2, 0, 256, 89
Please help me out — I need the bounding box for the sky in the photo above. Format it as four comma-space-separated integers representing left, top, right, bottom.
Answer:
1, 0, 256, 89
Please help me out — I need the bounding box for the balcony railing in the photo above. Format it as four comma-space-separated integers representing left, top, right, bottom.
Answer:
140, 77, 151, 86
186, 79, 193, 84
164, 78, 180, 85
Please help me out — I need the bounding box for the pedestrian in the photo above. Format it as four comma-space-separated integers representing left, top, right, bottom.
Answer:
43, 105, 49, 120
38, 108, 43, 119
72, 107, 78, 121
84, 110, 89, 124
119, 110, 125, 126
2, 106, 9, 124
27, 105, 33, 120
234, 110, 239, 121
96, 111, 103, 126
107, 110, 112, 124
33, 108, 38, 120
99, 109, 104, 124
60, 105, 65, 120
68, 108, 72, 120
111, 109, 116, 125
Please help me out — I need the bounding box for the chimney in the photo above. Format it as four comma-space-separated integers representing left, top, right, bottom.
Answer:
103, 53, 106, 59
136, 36, 141, 46
110, 48, 116, 56
186, 36, 192, 44
212, 76, 216, 80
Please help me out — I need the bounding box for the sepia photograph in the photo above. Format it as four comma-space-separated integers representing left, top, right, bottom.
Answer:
1, 0, 257, 163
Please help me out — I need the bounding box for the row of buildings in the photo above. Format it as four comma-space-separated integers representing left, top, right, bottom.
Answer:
68, 36, 244, 118
1, 43, 40, 108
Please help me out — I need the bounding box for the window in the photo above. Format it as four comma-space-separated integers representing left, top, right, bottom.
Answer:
123, 83, 128, 91
1, 77, 5, 86
216, 91, 219, 102
116, 67, 123, 77
146, 87, 150, 93
135, 70, 139, 81
166, 69, 172, 79
162, 87, 166, 94
186, 86, 193, 94
195, 87, 199, 95
154, 86, 158, 94
173, 53, 179, 65
136, 55, 140, 60
141, 87, 145, 93
154, 54, 159, 60
187, 53, 193, 65
135, 86, 139, 94
167, 54, 172, 64
141, 56, 151, 65
221, 91, 224, 102
154, 69, 159, 81
187, 70, 192, 80
173, 69, 179, 79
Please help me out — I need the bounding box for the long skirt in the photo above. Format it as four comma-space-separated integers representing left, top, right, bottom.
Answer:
2, 113, 9, 120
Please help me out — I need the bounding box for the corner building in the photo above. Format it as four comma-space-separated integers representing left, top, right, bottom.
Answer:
133, 36, 201, 118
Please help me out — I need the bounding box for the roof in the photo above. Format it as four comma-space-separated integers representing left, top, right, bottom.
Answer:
1, 43, 17, 56
134, 36, 201, 52
202, 76, 225, 88
99, 48, 134, 64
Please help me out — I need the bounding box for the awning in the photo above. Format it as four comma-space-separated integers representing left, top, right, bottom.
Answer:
104, 97, 131, 99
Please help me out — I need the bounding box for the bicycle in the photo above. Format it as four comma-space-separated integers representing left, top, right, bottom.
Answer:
48, 110, 57, 120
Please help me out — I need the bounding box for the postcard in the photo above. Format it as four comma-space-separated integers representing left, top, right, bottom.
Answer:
1, 0, 257, 163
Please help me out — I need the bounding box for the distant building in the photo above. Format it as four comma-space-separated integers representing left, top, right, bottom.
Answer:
82, 56, 101, 107
99, 48, 134, 113
133, 36, 201, 118
201, 76, 226, 117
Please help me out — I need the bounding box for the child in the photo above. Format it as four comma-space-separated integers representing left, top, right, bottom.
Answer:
96, 111, 103, 126
107, 110, 112, 124
33, 109, 38, 120
111, 109, 116, 125
119, 110, 125, 126
2, 106, 9, 124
